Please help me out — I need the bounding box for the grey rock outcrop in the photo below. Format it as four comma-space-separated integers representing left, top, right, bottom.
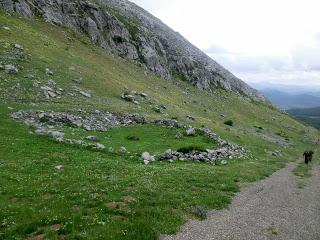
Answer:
0, 0, 268, 102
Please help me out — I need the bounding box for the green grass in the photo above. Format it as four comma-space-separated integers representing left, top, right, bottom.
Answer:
293, 153, 319, 188
0, 10, 319, 240
63, 124, 216, 154
293, 163, 313, 178
0, 105, 245, 240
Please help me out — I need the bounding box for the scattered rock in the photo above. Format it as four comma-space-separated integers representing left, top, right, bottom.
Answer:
175, 132, 183, 139
140, 92, 148, 98
47, 90, 57, 98
221, 160, 228, 165
142, 152, 151, 161
118, 146, 127, 154
163, 149, 173, 159
186, 128, 196, 136
121, 93, 139, 104
186, 115, 195, 121
51, 131, 64, 142
35, 128, 49, 136
160, 104, 167, 110
94, 143, 105, 150
14, 43, 23, 50
54, 165, 64, 171
47, 79, 56, 86
79, 91, 91, 98
40, 84, 63, 99
85, 136, 99, 142
108, 147, 115, 153
45, 68, 53, 75
121, 94, 134, 101
12, 110, 147, 132
4, 64, 18, 74
266, 149, 283, 158
25, 74, 34, 80
3, 26, 10, 31
154, 119, 179, 128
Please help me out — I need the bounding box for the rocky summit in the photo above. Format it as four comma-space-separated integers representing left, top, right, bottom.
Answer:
0, 0, 267, 102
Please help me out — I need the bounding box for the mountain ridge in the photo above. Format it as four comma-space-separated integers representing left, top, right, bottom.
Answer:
0, 0, 267, 102
261, 88, 320, 109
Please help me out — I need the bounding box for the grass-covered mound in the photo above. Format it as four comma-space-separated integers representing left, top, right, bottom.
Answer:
62, 124, 216, 154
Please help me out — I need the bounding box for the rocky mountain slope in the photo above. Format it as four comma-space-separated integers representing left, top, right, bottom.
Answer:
0, 5, 319, 240
0, 0, 267, 102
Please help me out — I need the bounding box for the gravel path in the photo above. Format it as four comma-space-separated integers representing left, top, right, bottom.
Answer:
162, 162, 320, 240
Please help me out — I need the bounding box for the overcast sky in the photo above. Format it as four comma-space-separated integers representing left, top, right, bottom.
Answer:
130, 0, 320, 88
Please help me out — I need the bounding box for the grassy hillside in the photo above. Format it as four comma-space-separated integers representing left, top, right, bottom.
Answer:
288, 107, 320, 130
0, 11, 319, 240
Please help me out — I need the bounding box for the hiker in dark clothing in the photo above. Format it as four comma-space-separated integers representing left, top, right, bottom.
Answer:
303, 150, 314, 164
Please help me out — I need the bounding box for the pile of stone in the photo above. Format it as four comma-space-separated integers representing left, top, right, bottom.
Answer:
3, 64, 18, 74
12, 111, 247, 163
121, 93, 139, 104
265, 149, 283, 158
154, 119, 182, 128
157, 147, 245, 164
69, 86, 92, 98
152, 121, 246, 164
154, 118, 235, 147
33, 127, 107, 150
11, 110, 147, 132
40, 80, 64, 99
141, 152, 156, 165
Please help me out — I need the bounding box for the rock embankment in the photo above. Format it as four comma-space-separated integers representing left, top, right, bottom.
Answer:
12, 110, 247, 164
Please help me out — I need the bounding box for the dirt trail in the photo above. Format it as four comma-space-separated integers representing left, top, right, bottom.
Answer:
162, 162, 320, 240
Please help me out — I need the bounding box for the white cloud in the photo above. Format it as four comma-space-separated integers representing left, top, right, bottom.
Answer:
130, 0, 320, 86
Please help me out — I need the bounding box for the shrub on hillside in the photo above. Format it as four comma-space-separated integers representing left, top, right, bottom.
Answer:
177, 145, 206, 154
126, 135, 140, 141
224, 120, 234, 126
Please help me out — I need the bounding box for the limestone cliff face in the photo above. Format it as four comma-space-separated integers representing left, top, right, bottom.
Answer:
0, 0, 267, 102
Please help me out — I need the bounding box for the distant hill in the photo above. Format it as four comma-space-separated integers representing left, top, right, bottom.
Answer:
287, 107, 320, 129
261, 89, 320, 109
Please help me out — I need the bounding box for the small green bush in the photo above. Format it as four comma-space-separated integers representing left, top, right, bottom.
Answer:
126, 135, 140, 141
153, 106, 161, 113
177, 145, 206, 153
224, 120, 234, 126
